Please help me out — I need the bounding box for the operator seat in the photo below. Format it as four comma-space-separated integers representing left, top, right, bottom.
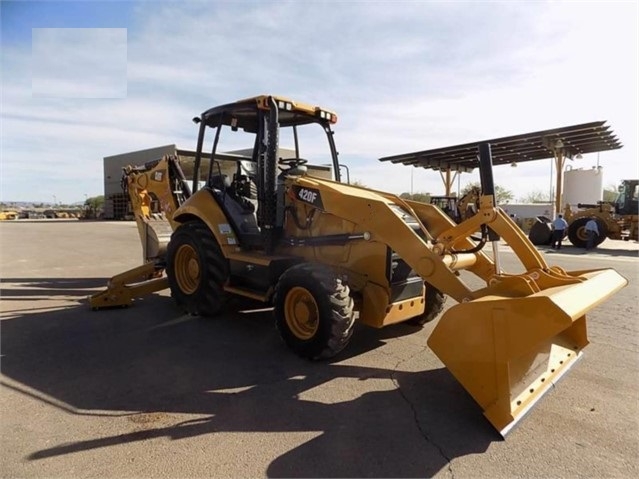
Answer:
208, 173, 261, 243
210, 173, 231, 191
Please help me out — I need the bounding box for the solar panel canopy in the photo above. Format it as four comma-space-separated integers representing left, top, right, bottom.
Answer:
379, 121, 622, 173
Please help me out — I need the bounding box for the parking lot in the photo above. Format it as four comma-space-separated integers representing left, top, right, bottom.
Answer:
1, 220, 638, 478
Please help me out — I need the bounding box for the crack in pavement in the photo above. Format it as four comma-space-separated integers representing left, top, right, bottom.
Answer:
390, 347, 456, 479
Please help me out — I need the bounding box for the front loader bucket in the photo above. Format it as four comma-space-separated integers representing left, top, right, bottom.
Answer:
427, 268, 627, 436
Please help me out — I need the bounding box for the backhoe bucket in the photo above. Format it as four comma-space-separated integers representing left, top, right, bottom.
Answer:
427, 268, 627, 436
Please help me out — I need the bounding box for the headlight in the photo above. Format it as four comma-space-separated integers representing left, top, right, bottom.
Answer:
277, 100, 293, 111
314, 108, 337, 123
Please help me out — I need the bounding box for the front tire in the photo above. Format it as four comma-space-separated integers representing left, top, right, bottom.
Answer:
166, 222, 228, 316
407, 283, 446, 327
274, 264, 355, 360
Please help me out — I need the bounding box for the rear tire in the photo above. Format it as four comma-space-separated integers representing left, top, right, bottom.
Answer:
274, 264, 355, 360
407, 284, 446, 326
167, 222, 228, 316
568, 218, 607, 248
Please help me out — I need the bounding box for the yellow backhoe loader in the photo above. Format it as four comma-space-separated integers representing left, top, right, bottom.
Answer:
91, 95, 627, 435
429, 186, 482, 223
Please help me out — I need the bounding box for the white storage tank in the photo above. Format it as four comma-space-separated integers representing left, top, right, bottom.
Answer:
563, 166, 603, 206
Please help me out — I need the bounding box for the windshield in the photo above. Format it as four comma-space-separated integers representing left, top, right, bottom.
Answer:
278, 123, 336, 180
614, 183, 638, 211
201, 119, 338, 182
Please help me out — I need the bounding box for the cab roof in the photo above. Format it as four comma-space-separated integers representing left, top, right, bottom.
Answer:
199, 95, 338, 132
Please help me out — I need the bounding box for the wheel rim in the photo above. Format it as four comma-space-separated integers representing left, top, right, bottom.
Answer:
174, 244, 200, 294
284, 287, 319, 340
575, 226, 588, 242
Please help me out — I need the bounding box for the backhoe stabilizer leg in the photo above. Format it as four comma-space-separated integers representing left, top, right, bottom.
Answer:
89, 263, 169, 310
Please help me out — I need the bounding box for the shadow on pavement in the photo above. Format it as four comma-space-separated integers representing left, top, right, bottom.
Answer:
535, 245, 639, 258
0, 277, 111, 299
1, 279, 498, 478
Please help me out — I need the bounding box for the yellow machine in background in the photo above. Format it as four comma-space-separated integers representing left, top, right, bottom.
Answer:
429, 186, 481, 223
0, 211, 18, 220
530, 179, 638, 247
564, 179, 638, 246
91, 95, 627, 435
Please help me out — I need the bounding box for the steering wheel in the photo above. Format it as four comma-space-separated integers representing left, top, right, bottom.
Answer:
279, 158, 308, 166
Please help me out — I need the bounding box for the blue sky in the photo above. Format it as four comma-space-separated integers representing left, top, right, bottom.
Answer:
1, 0, 637, 204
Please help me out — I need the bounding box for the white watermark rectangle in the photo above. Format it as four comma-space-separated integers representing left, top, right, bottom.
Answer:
32, 28, 127, 98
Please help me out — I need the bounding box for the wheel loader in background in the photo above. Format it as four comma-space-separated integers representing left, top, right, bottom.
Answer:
91, 95, 627, 435
564, 179, 638, 247
528, 179, 638, 247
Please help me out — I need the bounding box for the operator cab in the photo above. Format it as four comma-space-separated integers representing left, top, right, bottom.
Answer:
192, 95, 342, 250
615, 180, 639, 216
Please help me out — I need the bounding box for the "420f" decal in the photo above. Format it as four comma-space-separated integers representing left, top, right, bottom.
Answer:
292, 185, 324, 210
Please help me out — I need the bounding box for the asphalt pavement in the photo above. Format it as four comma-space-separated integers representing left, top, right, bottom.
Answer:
1, 220, 637, 478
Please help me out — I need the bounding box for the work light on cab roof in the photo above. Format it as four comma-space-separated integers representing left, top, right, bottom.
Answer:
254, 95, 337, 123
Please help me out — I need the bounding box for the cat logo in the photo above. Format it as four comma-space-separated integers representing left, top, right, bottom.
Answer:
292, 185, 324, 210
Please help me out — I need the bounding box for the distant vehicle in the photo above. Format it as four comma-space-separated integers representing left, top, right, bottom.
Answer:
529, 179, 638, 247
565, 179, 638, 246
0, 211, 18, 220
429, 186, 481, 223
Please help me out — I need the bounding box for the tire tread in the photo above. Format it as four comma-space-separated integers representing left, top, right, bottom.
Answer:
274, 263, 355, 360
167, 222, 228, 317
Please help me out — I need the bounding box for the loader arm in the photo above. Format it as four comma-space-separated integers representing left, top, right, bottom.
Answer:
287, 176, 503, 303
288, 167, 627, 435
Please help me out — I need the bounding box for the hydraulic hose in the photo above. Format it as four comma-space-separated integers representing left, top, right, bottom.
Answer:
450, 224, 488, 255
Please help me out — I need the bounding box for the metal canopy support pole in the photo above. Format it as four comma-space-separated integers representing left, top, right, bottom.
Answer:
554, 150, 565, 215
410, 167, 414, 196
439, 168, 458, 196
450, 170, 459, 196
